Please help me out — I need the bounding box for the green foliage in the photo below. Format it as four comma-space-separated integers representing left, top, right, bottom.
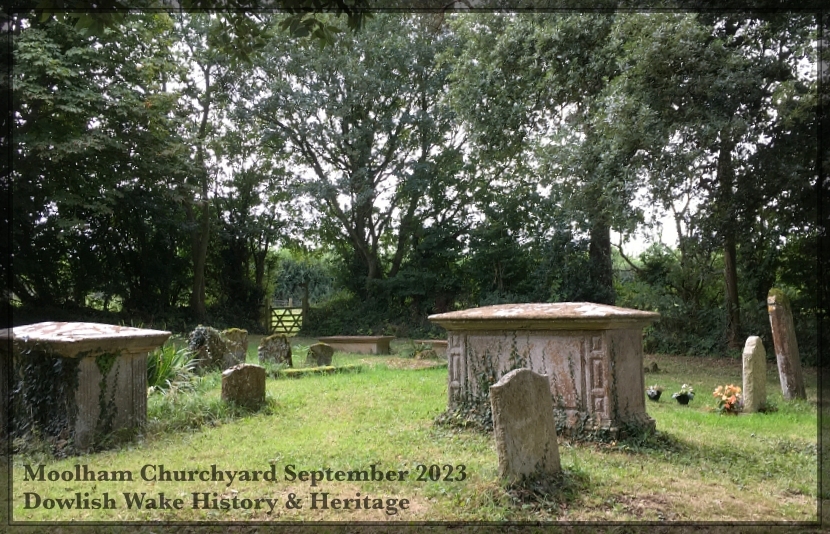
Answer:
11, 345, 81, 452
147, 382, 277, 435
147, 341, 198, 394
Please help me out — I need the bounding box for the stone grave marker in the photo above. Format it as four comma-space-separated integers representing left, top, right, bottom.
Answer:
221, 364, 266, 410
742, 336, 767, 413
188, 326, 229, 372
221, 328, 248, 368
306, 343, 334, 366
258, 334, 293, 367
489, 368, 561, 482
767, 289, 806, 400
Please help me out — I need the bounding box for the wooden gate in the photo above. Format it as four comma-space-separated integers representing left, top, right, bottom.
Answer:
270, 307, 303, 335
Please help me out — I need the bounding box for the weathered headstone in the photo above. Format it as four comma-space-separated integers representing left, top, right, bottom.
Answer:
742, 336, 767, 413
221, 328, 248, 368
258, 334, 292, 367
221, 364, 266, 410
306, 343, 334, 367
489, 368, 561, 482
188, 326, 229, 372
767, 289, 806, 400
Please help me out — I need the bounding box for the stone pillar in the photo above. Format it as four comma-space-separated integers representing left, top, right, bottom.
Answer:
489, 368, 561, 482
221, 364, 266, 410
742, 336, 767, 413
767, 289, 806, 400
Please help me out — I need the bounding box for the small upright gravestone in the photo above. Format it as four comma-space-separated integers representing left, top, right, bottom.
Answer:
306, 343, 334, 367
258, 334, 293, 367
489, 368, 561, 482
221, 364, 266, 410
188, 326, 229, 372
767, 289, 806, 400
221, 328, 248, 368
742, 336, 767, 413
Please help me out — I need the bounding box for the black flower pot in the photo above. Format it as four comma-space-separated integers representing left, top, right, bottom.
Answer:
674, 393, 692, 405
646, 390, 662, 401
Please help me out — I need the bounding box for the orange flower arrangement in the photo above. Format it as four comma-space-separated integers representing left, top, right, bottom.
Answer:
713, 384, 743, 414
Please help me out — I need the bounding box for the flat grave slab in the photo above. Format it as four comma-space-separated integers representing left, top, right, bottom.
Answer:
317, 336, 395, 355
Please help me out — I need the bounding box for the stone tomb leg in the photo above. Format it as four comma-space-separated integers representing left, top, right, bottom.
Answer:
431, 303, 659, 438
8, 322, 170, 450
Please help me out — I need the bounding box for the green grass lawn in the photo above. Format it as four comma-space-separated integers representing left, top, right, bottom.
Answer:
10, 342, 819, 524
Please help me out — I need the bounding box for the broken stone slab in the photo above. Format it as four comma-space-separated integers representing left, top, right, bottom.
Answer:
490, 368, 561, 482
306, 343, 334, 367
742, 336, 767, 413
6, 322, 170, 451
429, 302, 659, 438
221, 364, 266, 410
767, 289, 806, 400
258, 334, 293, 367
221, 328, 248, 368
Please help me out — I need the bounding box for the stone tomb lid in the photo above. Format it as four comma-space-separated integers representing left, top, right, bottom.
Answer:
10, 321, 171, 358
428, 302, 660, 331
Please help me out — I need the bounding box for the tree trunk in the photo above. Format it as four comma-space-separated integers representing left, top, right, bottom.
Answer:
588, 217, 616, 305
301, 282, 310, 321
188, 198, 209, 322
188, 69, 213, 323
718, 137, 741, 349
723, 232, 741, 349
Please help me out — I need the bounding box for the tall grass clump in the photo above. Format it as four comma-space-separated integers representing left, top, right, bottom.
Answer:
147, 341, 198, 394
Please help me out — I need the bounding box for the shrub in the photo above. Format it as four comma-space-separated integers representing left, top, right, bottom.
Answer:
147, 341, 197, 394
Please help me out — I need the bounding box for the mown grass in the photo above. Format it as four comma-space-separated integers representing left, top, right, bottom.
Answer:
9, 344, 818, 524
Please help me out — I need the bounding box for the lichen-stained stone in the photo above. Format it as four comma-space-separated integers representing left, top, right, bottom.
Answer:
429, 302, 660, 439
221, 328, 248, 368
306, 343, 333, 367
188, 326, 229, 372
490, 368, 561, 482
258, 334, 293, 367
221, 364, 266, 410
7, 322, 170, 450
742, 336, 767, 413
767, 289, 806, 400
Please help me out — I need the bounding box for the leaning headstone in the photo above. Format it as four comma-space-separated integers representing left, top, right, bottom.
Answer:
221, 364, 266, 410
742, 336, 767, 413
221, 328, 248, 368
188, 325, 229, 372
489, 368, 561, 482
306, 343, 334, 367
767, 289, 806, 400
258, 334, 293, 367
